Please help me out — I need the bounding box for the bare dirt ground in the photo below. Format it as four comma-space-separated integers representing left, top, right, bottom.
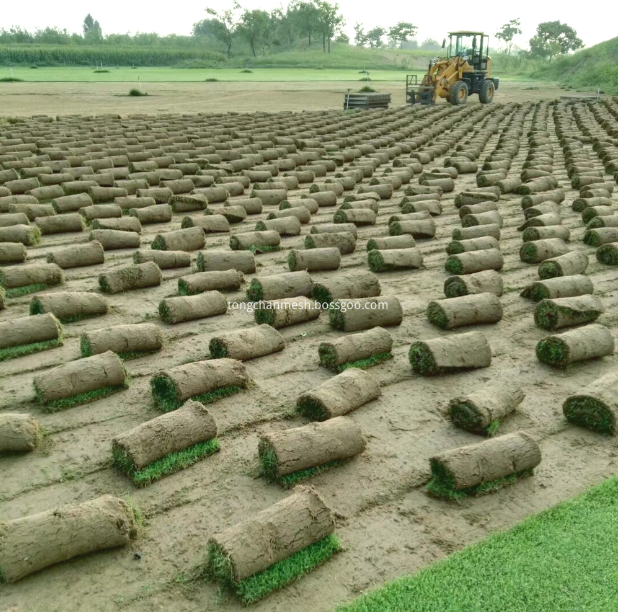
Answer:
1, 95, 617, 612
0, 80, 567, 116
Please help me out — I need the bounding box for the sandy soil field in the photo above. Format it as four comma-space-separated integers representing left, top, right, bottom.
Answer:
0, 96, 616, 612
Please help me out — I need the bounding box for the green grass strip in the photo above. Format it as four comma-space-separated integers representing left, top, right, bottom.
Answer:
444, 256, 463, 274
596, 244, 618, 265
246, 278, 264, 301
563, 396, 615, 434
209, 534, 341, 604
151, 374, 243, 412
426, 302, 449, 329
113, 438, 220, 487
5, 283, 54, 298
40, 384, 126, 413
536, 337, 569, 367
337, 475, 618, 612
534, 302, 600, 331
0, 338, 62, 362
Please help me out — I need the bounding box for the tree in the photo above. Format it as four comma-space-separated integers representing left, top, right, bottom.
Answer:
353, 23, 367, 46
238, 9, 271, 56
419, 37, 441, 51
290, 1, 320, 47
334, 32, 349, 43
529, 21, 583, 60
201, 4, 240, 57
365, 26, 386, 49
313, 0, 344, 53
495, 18, 522, 54
388, 21, 417, 50
82, 14, 102, 42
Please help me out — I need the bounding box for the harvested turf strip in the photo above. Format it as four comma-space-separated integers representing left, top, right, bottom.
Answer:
0, 338, 62, 362
5, 283, 53, 298
113, 438, 220, 487
534, 301, 600, 331
208, 534, 341, 604
39, 384, 126, 413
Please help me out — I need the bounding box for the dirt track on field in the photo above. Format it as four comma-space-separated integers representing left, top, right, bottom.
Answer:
1, 98, 617, 612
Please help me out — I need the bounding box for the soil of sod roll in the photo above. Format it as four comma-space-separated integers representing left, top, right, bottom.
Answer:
297, 368, 380, 420
427, 431, 541, 500
538, 250, 589, 279
254, 297, 320, 328
312, 271, 380, 303
208, 487, 339, 604
34, 350, 128, 411
443, 270, 503, 298
534, 295, 604, 331
30, 291, 108, 323
133, 249, 191, 269
563, 371, 618, 434
0, 313, 63, 361
112, 399, 220, 486
0, 495, 137, 583
318, 326, 393, 372
159, 291, 227, 324
368, 248, 423, 272
427, 293, 503, 330
81, 323, 163, 360
0, 262, 64, 297
99, 261, 161, 294
409, 332, 491, 376
329, 296, 402, 332
445, 249, 503, 275
536, 324, 614, 368
150, 358, 248, 412
259, 417, 366, 487
521, 275, 594, 302
209, 324, 285, 360
288, 248, 341, 272
247, 271, 312, 301
0, 413, 42, 453
449, 383, 525, 436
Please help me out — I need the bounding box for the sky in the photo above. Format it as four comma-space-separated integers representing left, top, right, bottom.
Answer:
2, 0, 614, 50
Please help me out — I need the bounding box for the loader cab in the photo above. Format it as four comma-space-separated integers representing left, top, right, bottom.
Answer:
447, 31, 489, 71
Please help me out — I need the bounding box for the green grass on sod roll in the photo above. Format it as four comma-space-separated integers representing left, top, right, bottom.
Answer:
536, 337, 570, 367
521, 227, 543, 242
312, 283, 333, 303
150, 374, 243, 412
3, 283, 55, 298
450, 400, 500, 436
538, 261, 562, 279
534, 302, 600, 331
563, 397, 615, 434
296, 396, 328, 421
38, 384, 127, 413
0, 338, 63, 362
583, 231, 603, 247
151, 235, 168, 250
338, 476, 618, 612
426, 302, 449, 329
444, 278, 470, 297
113, 438, 220, 487
246, 278, 264, 301
444, 256, 463, 274
520, 283, 551, 301
596, 244, 618, 265
408, 342, 441, 375
328, 304, 346, 330
319, 345, 393, 372
248, 244, 280, 254
519, 242, 542, 263
254, 307, 275, 326
586, 217, 605, 230
208, 534, 341, 604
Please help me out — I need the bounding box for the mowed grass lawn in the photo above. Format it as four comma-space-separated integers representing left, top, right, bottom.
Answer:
0, 66, 423, 83
338, 475, 618, 612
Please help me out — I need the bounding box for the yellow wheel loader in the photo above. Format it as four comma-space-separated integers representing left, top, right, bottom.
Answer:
406, 31, 499, 105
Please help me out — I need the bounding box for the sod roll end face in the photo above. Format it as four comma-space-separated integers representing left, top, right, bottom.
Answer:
536, 324, 614, 368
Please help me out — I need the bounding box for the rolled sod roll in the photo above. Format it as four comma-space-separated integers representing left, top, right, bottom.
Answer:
35, 213, 83, 235
99, 261, 162, 294
179, 270, 243, 295
458, 201, 498, 218
311, 182, 344, 196
359, 183, 393, 199
92, 216, 141, 233
255, 217, 301, 236
445, 249, 503, 274
318, 326, 392, 371
30, 292, 108, 323
306, 191, 337, 207
401, 199, 442, 215
305, 232, 356, 254
267, 207, 311, 224
329, 296, 402, 332
159, 291, 227, 324
563, 371, 618, 434
428, 431, 541, 495
169, 194, 209, 213
522, 226, 570, 242
389, 219, 436, 239
216, 205, 247, 224
0, 242, 27, 264
455, 190, 500, 206
0, 262, 64, 292
0, 224, 40, 246
52, 192, 93, 213
254, 296, 320, 328
333, 209, 376, 226
259, 416, 365, 481
289, 248, 340, 272
133, 249, 191, 269
0, 413, 41, 453
197, 250, 255, 274
444, 270, 504, 298
252, 188, 287, 206
452, 224, 500, 241
449, 383, 525, 435
247, 271, 312, 301
81, 323, 163, 358
90, 229, 140, 250
462, 210, 503, 228
409, 331, 491, 375
281, 198, 318, 214
446, 236, 499, 255
518, 213, 563, 231
534, 295, 604, 331
230, 230, 281, 251
297, 368, 380, 420
5, 177, 40, 195
151, 358, 247, 411
160, 178, 195, 195
0, 313, 62, 353
538, 250, 589, 279
46, 241, 104, 269
521, 275, 594, 302
34, 350, 127, 405
368, 247, 423, 272
227, 198, 263, 215
113, 399, 218, 483
524, 202, 562, 219
129, 204, 172, 224
208, 486, 335, 593
366, 235, 415, 251
0, 494, 136, 583
312, 270, 380, 303
210, 325, 285, 361
182, 214, 230, 234
0, 212, 29, 227
80, 204, 122, 221
88, 186, 128, 203
536, 323, 614, 367
583, 227, 618, 247
152, 227, 205, 252
519, 238, 569, 264
311, 223, 358, 239
587, 216, 618, 230
339, 199, 379, 213
427, 293, 503, 330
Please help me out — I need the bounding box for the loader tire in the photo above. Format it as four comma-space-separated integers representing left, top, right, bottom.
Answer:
449, 81, 468, 106
479, 80, 495, 104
